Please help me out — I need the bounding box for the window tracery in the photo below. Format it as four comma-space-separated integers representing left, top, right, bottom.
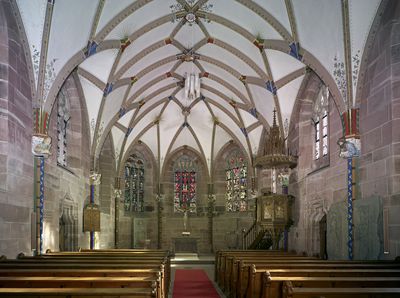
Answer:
57, 91, 70, 167
225, 150, 248, 212
312, 85, 330, 165
124, 155, 145, 212
174, 155, 197, 212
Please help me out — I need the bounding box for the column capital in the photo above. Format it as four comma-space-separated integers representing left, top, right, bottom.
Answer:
32, 134, 52, 158
114, 189, 122, 199
90, 172, 101, 185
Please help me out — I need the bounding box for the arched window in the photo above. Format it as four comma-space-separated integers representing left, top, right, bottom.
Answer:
124, 155, 145, 212
57, 91, 70, 166
313, 85, 329, 163
174, 155, 197, 212
225, 150, 248, 212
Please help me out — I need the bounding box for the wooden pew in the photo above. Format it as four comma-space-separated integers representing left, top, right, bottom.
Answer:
215, 250, 294, 284
10, 255, 170, 294
215, 250, 298, 289
261, 276, 400, 298
224, 256, 317, 295
0, 251, 170, 298
0, 268, 161, 278
0, 276, 161, 297
242, 262, 400, 298
1, 260, 168, 290
282, 281, 400, 298
0, 287, 156, 297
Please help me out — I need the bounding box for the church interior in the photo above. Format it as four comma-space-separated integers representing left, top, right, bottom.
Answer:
0, 0, 400, 297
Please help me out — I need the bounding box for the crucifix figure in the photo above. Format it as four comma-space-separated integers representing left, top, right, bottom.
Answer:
176, 205, 195, 233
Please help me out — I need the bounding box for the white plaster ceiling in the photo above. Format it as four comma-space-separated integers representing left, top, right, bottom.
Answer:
16, 0, 382, 174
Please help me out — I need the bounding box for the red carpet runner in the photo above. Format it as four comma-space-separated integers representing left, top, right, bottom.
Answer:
173, 269, 220, 298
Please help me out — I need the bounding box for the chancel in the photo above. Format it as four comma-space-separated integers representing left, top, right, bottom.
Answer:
0, 0, 400, 297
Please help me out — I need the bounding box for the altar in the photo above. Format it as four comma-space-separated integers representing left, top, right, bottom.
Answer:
173, 237, 198, 253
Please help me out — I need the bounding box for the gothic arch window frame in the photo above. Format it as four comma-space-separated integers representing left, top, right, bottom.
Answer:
57, 90, 71, 167
173, 155, 197, 213
312, 84, 330, 168
225, 148, 248, 212
124, 154, 145, 212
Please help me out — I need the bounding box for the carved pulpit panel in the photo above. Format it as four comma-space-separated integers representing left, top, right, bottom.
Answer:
257, 194, 291, 229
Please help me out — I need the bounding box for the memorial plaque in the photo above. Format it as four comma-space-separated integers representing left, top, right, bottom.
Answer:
83, 203, 100, 232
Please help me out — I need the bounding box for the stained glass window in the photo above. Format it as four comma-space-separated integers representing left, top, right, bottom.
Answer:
124, 156, 144, 212
225, 151, 248, 212
174, 156, 197, 212
57, 91, 70, 166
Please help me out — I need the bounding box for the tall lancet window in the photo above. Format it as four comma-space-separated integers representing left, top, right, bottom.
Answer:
57, 91, 70, 166
312, 85, 330, 164
225, 150, 248, 212
174, 156, 197, 212
124, 155, 145, 212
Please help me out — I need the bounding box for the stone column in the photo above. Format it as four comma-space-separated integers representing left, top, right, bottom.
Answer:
338, 108, 360, 260
114, 177, 122, 248
89, 172, 101, 249
32, 109, 52, 255
156, 193, 163, 249
207, 192, 216, 252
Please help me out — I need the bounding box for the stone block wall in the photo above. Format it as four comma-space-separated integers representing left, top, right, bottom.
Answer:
43, 75, 91, 252
358, 0, 400, 259
98, 135, 115, 248
287, 73, 347, 257
0, 0, 34, 258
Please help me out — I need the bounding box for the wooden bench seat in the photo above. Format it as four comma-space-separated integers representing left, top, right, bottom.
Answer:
262, 276, 400, 298
0, 268, 161, 277
239, 262, 400, 298
0, 287, 156, 297
217, 254, 310, 289
215, 250, 295, 284
233, 260, 400, 298
222, 256, 317, 293
282, 281, 400, 298
0, 250, 171, 298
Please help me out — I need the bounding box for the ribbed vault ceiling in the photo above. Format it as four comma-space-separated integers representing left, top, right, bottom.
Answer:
15, 0, 381, 175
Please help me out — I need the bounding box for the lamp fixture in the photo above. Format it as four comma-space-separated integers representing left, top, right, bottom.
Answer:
184, 73, 200, 101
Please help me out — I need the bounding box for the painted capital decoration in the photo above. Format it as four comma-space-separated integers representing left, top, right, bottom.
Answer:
114, 189, 122, 199
208, 194, 216, 203
339, 108, 361, 159
32, 134, 52, 158
90, 172, 101, 185
338, 137, 361, 158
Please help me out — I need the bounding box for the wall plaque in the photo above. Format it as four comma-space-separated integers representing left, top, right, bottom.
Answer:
83, 203, 100, 232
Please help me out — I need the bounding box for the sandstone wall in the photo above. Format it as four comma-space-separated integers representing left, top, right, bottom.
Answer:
0, 0, 34, 258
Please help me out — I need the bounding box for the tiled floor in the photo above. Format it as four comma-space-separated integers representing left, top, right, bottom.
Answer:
169, 254, 226, 298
